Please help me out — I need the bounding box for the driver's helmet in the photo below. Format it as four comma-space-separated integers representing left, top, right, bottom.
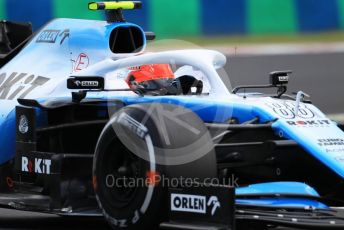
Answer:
126, 64, 175, 92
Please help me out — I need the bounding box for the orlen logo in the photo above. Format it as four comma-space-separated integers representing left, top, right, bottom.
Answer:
75, 80, 99, 87
287, 119, 331, 126
171, 194, 220, 216
22, 157, 51, 175
81, 81, 98, 87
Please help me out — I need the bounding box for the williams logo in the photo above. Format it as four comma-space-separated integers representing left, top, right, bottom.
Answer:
18, 115, 29, 134
171, 193, 220, 216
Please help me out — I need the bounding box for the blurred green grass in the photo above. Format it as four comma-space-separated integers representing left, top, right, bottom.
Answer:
179, 31, 344, 46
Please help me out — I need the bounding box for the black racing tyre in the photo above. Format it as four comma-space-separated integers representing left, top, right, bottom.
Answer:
0, 161, 14, 191
93, 103, 217, 229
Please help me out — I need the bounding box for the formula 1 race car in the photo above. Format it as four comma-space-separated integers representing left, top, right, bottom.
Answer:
1, 1, 344, 230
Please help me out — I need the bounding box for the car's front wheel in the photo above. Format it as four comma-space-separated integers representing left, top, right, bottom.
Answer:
93, 103, 217, 229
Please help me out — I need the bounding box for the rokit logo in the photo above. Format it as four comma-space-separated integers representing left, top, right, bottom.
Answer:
287, 119, 331, 127
21, 157, 51, 175
171, 194, 220, 216
0, 72, 50, 100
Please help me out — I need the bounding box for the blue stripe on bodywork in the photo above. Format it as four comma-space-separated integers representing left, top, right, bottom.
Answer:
236, 198, 328, 209
236, 182, 320, 197
0, 108, 16, 164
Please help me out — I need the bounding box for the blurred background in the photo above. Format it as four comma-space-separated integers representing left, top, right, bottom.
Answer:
1, 0, 344, 37
0, 0, 343, 120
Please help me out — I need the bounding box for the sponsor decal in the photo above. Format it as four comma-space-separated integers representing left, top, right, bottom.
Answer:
278, 76, 289, 82
0, 72, 50, 100
73, 53, 89, 72
171, 194, 206, 214
128, 66, 142, 71
59, 29, 70, 45
325, 148, 344, 153
18, 115, 29, 134
266, 102, 314, 119
75, 80, 99, 87
104, 209, 142, 228
318, 139, 344, 147
208, 196, 221, 216
21, 156, 51, 175
36, 30, 60, 43
114, 69, 130, 80
117, 113, 148, 139
171, 193, 220, 216
36, 29, 70, 45
286, 119, 331, 127
67, 77, 104, 90
335, 156, 344, 162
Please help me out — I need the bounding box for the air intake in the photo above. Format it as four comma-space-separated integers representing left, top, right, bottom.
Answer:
109, 26, 144, 54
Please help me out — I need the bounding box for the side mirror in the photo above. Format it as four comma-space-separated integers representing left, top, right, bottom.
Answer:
269, 70, 291, 86
67, 76, 104, 90
145, 31, 156, 41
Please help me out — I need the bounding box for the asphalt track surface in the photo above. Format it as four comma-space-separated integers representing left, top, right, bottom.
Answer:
0, 209, 294, 230
0, 52, 343, 229
0, 209, 109, 229
226, 52, 344, 115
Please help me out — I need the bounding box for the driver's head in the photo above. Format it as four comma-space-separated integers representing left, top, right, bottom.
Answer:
126, 64, 175, 91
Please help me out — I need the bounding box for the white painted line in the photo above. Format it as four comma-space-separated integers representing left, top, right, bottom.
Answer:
147, 42, 344, 56
205, 42, 344, 56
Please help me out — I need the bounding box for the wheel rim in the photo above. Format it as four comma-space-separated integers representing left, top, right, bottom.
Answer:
99, 139, 143, 209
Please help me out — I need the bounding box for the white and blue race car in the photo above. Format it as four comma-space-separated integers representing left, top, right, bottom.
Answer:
0, 1, 344, 229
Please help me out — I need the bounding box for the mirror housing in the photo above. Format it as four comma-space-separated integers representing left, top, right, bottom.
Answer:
67, 76, 105, 90
269, 70, 291, 86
